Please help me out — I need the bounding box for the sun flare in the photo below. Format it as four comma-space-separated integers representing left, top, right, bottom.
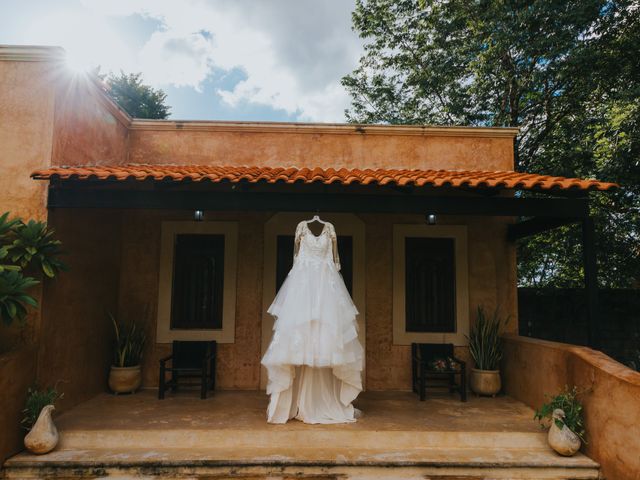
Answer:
25, 10, 134, 75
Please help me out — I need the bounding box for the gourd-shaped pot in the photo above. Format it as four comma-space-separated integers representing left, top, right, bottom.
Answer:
548, 408, 581, 456
24, 405, 59, 454
470, 369, 501, 396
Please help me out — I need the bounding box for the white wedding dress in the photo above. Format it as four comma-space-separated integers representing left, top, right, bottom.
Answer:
261, 220, 364, 424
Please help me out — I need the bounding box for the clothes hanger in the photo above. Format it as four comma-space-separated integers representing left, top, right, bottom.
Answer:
306, 210, 326, 225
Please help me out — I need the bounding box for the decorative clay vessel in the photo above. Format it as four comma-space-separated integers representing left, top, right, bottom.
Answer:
109, 365, 142, 394
470, 369, 501, 396
548, 408, 581, 456
24, 405, 58, 454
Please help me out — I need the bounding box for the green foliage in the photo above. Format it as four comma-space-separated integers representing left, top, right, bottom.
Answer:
344, 0, 640, 288
466, 306, 507, 371
106, 72, 170, 119
21, 385, 63, 431
0, 213, 65, 326
534, 386, 586, 442
110, 312, 146, 367
0, 271, 39, 325
10, 220, 66, 278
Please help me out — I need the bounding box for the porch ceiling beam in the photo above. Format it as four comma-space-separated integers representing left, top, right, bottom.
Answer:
47, 188, 590, 218
507, 217, 582, 241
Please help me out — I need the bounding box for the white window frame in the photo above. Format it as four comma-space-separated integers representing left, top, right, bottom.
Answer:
393, 224, 469, 346
156, 221, 238, 343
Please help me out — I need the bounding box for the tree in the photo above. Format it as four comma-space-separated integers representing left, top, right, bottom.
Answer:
105, 72, 171, 119
343, 0, 640, 288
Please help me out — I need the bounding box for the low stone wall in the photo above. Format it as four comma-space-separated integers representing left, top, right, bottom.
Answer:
502, 334, 640, 480
0, 347, 37, 464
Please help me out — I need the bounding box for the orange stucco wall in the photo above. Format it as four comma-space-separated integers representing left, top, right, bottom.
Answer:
0, 55, 59, 464
115, 211, 517, 391
0, 48, 131, 464
116, 209, 267, 390
129, 123, 515, 171
0, 59, 55, 220
502, 334, 640, 480
0, 46, 521, 464
364, 214, 517, 390
51, 78, 129, 167
37, 209, 123, 411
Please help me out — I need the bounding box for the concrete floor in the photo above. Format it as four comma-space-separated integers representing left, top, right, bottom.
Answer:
4, 390, 600, 479
53, 389, 540, 434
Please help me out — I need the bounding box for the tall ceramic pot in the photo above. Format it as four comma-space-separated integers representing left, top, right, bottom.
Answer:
470, 369, 501, 396
24, 405, 59, 454
109, 365, 142, 394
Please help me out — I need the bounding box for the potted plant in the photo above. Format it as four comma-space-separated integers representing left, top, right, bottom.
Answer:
22, 385, 63, 454
109, 313, 146, 394
534, 386, 585, 456
466, 306, 507, 396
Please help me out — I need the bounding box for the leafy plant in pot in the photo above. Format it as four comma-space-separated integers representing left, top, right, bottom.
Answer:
109, 313, 146, 394
22, 385, 63, 454
466, 306, 508, 396
534, 386, 585, 456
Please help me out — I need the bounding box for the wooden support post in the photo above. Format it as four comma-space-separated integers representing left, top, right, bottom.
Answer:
582, 216, 599, 349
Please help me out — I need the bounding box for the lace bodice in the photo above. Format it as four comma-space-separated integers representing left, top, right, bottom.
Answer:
294, 221, 341, 271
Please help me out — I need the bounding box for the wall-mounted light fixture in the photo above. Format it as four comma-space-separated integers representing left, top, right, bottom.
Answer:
194, 210, 204, 222
425, 213, 437, 225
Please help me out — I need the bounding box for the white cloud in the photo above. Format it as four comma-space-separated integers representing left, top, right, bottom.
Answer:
81, 0, 362, 121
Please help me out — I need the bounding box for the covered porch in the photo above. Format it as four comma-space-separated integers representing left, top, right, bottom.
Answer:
11, 123, 617, 478
5, 389, 599, 479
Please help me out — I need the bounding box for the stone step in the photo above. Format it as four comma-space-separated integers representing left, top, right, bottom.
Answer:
57, 427, 553, 450
3, 446, 601, 479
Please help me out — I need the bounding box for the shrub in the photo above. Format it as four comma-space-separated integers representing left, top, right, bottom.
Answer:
534, 386, 585, 442
21, 385, 63, 431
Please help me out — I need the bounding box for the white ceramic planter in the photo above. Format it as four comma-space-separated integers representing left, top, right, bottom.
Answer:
470, 369, 501, 396
24, 405, 58, 454
109, 365, 142, 394
548, 408, 581, 456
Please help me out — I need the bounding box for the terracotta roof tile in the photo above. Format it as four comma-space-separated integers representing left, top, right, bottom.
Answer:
30, 164, 618, 192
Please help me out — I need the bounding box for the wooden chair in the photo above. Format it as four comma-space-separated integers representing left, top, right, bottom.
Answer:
412, 343, 467, 402
158, 341, 217, 399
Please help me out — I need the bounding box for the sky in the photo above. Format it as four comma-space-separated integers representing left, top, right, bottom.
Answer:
0, 0, 363, 122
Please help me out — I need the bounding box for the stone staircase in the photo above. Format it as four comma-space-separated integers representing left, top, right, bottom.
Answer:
3, 428, 600, 479
2, 391, 601, 479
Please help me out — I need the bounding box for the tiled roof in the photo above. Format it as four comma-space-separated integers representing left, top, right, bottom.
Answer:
31, 164, 618, 191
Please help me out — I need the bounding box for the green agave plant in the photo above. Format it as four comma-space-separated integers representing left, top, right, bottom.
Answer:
110, 313, 146, 367
467, 306, 508, 371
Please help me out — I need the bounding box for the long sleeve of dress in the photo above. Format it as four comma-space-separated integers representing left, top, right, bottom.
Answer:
329, 223, 341, 271
293, 221, 305, 261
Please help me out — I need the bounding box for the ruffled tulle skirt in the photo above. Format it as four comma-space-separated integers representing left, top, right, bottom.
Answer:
261, 258, 364, 424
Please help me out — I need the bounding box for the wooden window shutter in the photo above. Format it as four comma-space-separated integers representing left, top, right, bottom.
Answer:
170, 234, 225, 330
405, 237, 456, 333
